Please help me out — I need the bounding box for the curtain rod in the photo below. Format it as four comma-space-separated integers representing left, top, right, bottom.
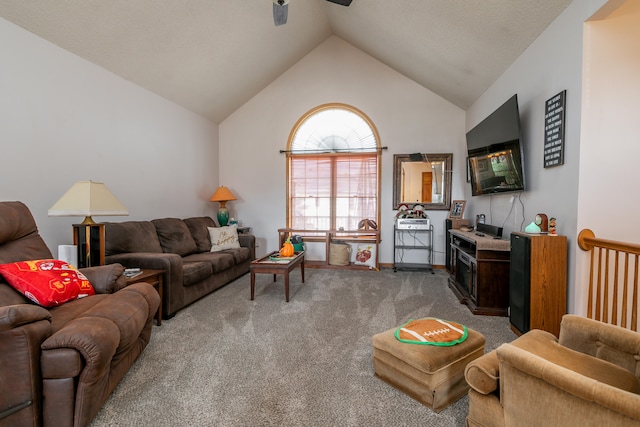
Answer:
279, 146, 388, 154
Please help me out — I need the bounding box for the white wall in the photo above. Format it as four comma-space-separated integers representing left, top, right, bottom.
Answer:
0, 18, 219, 254
219, 36, 466, 264
464, 0, 610, 314
575, 0, 640, 314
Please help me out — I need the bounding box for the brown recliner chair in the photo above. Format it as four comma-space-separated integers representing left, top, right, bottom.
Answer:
0, 201, 160, 427
464, 314, 640, 427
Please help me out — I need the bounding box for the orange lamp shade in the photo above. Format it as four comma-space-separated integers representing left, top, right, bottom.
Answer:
210, 186, 237, 206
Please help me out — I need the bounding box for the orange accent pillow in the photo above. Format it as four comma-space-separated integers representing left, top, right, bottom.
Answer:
0, 259, 95, 307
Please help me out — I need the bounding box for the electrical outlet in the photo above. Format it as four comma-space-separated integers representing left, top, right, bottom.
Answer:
509, 195, 515, 204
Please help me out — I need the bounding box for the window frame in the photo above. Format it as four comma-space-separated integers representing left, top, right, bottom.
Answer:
285, 103, 382, 234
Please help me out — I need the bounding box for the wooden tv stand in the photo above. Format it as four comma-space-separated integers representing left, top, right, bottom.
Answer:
448, 229, 510, 316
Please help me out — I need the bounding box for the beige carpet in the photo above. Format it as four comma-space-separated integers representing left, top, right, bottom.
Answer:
90, 268, 516, 427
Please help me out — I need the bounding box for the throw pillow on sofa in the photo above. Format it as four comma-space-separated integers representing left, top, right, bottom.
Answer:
152, 218, 198, 256
104, 221, 163, 254
0, 259, 95, 307
208, 225, 240, 252
184, 216, 216, 252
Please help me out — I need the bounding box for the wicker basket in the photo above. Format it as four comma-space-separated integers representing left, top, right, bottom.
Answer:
329, 242, 351, 266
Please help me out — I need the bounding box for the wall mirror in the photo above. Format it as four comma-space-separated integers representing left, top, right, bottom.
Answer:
393, 153, 453, 210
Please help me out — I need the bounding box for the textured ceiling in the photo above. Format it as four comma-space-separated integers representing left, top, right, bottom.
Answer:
0, 0, 572, 123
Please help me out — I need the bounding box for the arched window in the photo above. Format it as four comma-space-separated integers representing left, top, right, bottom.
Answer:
286, 103, 381, 232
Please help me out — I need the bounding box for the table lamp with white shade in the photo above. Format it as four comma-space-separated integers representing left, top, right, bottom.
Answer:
49, 180, 128, 267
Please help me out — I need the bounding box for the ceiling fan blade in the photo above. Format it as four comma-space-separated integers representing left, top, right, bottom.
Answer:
273, 3, 288, 26
326, 0, 352, 6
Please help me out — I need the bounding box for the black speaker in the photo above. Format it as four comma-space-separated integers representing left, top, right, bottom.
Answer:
510, 233, 531, 334
477, 223, 503, 238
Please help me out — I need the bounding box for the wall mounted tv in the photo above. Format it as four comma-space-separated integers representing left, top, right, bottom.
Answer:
466, 94, 525, 196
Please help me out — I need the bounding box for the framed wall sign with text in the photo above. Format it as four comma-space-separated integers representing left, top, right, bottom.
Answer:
544, 90, 566, 168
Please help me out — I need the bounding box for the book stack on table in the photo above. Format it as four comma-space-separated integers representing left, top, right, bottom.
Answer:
123, 268, 142, 279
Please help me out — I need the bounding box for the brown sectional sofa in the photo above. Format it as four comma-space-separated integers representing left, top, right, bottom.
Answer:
104, 216, 255, 319
0, 201, 160, 427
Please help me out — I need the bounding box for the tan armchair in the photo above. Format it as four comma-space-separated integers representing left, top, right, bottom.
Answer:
464, 314, 640, 427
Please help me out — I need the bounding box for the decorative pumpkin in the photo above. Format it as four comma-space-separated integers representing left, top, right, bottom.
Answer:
280, 238, 295, 257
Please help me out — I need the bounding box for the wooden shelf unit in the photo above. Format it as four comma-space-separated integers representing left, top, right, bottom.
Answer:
278, 228, 380, 270
445, 218, 471, 272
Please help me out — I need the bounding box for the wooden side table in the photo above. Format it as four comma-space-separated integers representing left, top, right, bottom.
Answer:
125, 269, 164, 326
72, 223, 105, 268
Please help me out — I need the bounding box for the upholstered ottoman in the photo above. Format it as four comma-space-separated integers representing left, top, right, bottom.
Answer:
372, 324, 485, 412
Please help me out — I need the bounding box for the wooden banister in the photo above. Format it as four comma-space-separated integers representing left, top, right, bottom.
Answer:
578, 229, 640, 331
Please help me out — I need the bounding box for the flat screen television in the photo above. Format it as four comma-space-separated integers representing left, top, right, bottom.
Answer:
466, 94, 525, 196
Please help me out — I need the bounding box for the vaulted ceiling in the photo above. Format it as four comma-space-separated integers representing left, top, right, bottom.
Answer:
0, 0, 572, 123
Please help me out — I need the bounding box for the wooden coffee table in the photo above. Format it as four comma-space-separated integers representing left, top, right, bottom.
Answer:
250, 251, 305, 302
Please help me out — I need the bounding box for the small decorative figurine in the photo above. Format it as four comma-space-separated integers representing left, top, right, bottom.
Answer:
549, 217, 557, 235
394, 204, 428, 220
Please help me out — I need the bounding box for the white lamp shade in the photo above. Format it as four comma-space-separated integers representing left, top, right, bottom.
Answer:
48, 180, 129, 217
